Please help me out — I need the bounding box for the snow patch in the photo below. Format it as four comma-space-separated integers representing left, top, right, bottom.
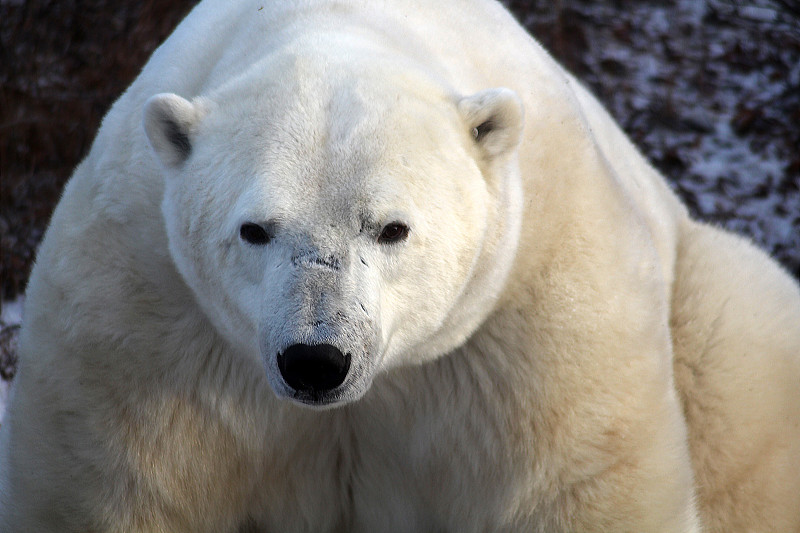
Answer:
1, 297, 24, 426
0, 380, 9, 427
1, 299, 24, 327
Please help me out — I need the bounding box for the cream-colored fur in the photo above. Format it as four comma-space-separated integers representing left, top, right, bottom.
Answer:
1, 1, 798, 531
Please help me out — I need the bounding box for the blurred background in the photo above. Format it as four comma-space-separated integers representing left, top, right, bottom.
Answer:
1, 0, 799, 390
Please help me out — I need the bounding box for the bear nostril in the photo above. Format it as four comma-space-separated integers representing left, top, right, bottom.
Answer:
278, 343, 351, 393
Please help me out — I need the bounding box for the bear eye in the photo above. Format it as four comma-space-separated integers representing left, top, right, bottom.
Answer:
377, 222, 410, 244
239, 223, 272, 246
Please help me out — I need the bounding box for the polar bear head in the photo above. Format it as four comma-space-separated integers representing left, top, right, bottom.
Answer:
143, 52, 523, 407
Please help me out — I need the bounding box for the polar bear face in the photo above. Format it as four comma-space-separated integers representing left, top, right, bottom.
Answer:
144, 55, 523, 407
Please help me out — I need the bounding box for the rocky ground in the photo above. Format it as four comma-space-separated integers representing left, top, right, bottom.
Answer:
1, 0, 799, 414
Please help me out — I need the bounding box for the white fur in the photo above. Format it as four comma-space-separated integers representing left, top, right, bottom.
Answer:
1, 0, 798, 531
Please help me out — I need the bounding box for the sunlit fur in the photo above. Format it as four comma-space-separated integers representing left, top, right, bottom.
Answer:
1, 1, 798, 531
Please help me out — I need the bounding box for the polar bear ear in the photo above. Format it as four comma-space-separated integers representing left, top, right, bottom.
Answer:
458, 88, 524, 159
143, 93, 206, 168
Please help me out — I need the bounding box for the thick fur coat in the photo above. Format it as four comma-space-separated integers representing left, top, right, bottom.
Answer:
1, 1, 799, 531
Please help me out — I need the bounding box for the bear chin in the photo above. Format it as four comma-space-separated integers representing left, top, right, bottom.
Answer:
285, 387, 369, 409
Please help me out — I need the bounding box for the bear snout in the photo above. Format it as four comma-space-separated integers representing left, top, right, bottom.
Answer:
277, 343, 351, 394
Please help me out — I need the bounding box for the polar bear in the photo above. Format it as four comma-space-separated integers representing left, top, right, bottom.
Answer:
1, 0, 799, 531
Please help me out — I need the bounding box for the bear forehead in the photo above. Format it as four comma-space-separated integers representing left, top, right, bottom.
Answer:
207, 42, 458, 147
199, 58, 467, 199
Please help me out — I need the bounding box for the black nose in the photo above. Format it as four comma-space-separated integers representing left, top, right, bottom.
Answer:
278, 343, 351, 393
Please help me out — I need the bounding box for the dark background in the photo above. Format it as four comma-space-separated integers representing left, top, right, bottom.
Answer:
2, 0, 799, 305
